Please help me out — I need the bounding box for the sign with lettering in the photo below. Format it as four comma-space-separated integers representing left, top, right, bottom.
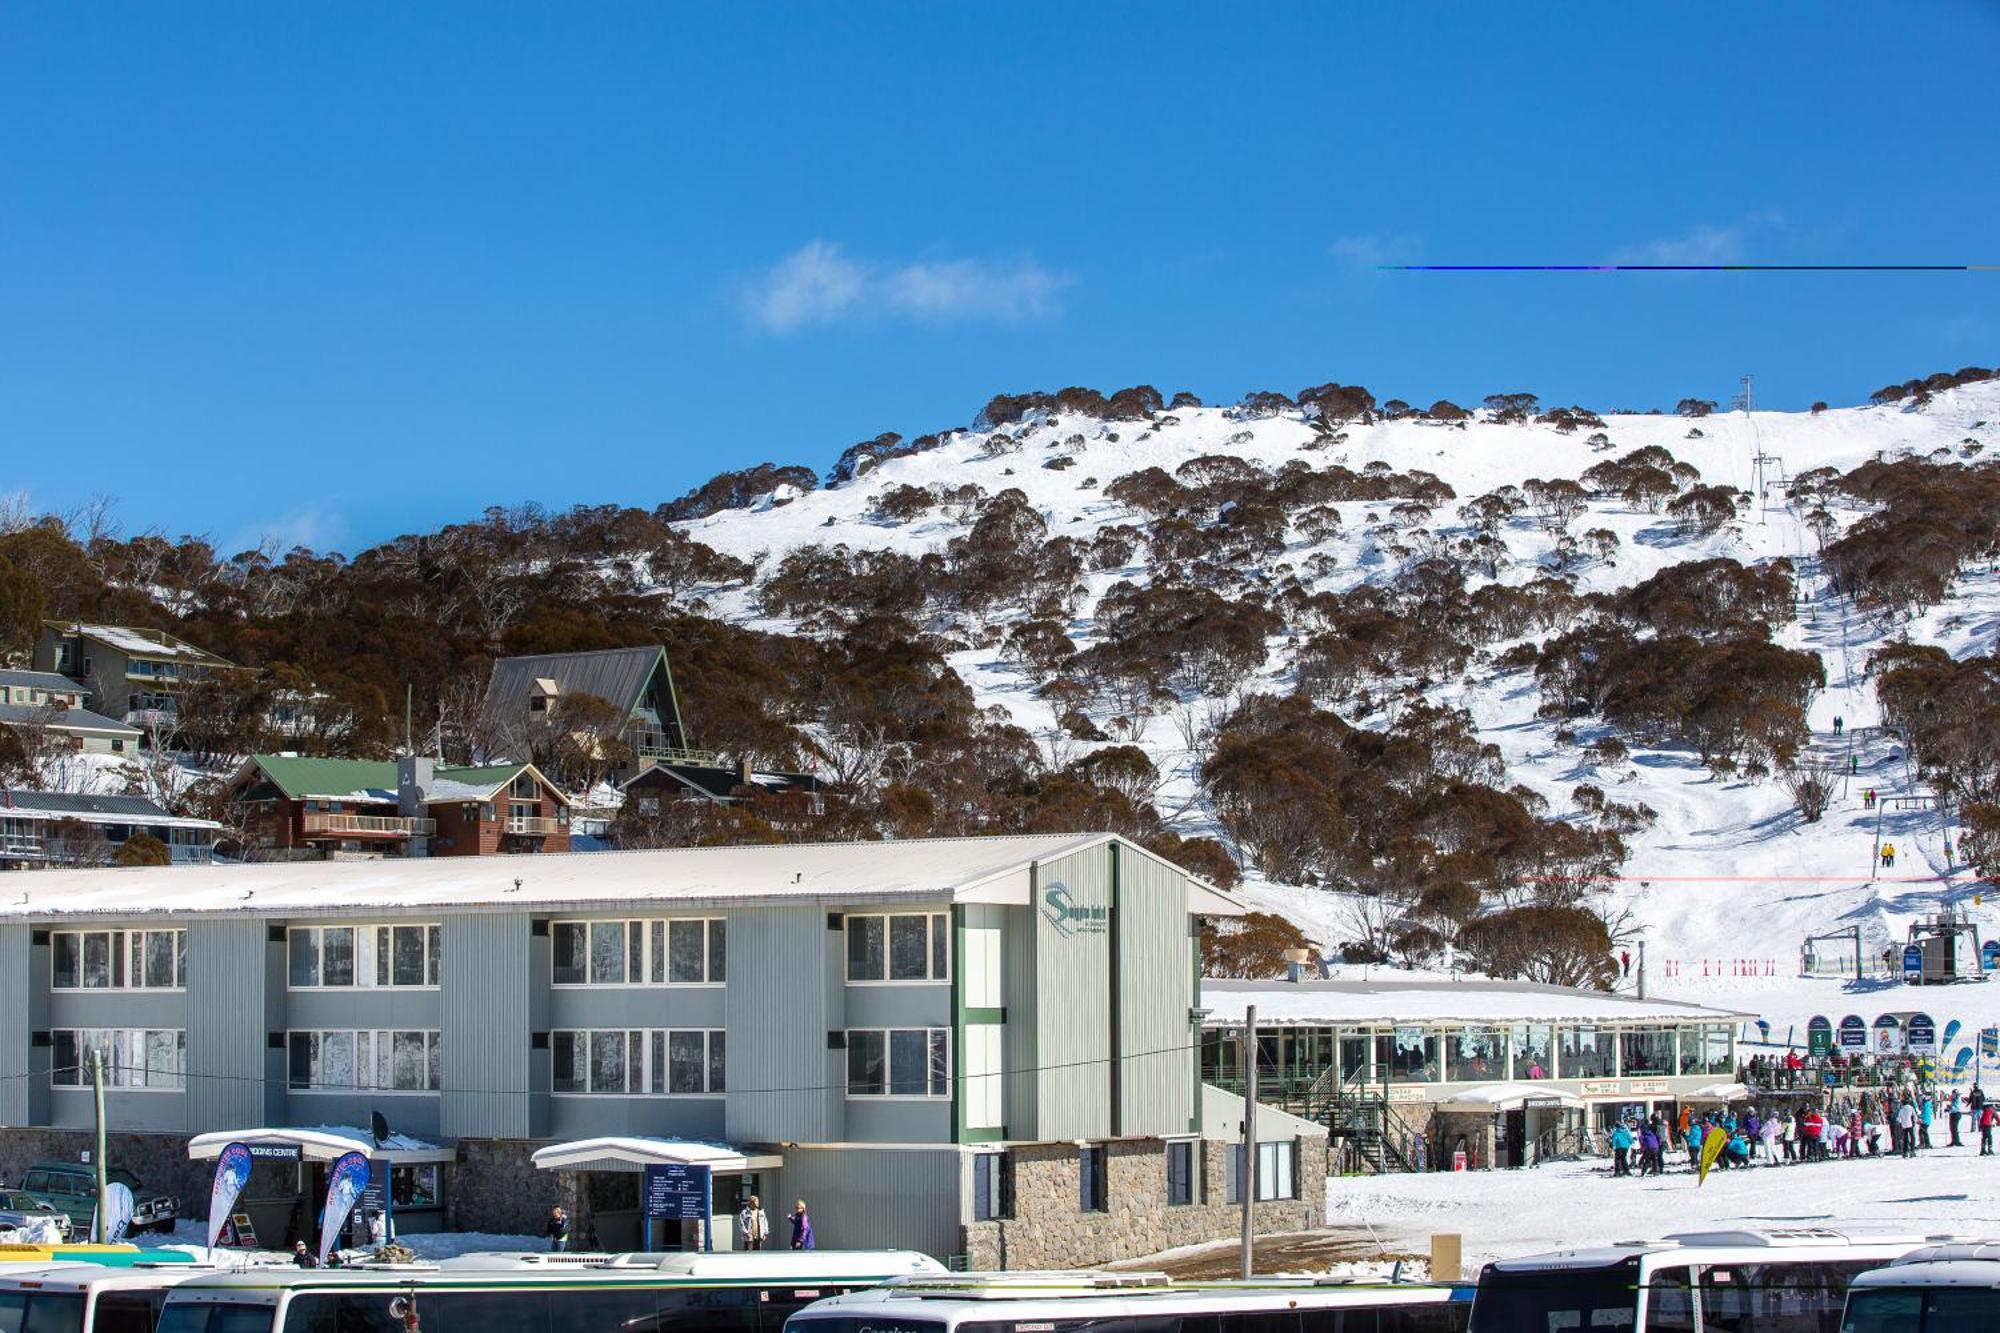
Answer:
1579, 1080, 1622, 1096
1807, 1016, 1833, 1056
1906, 1013, 1938, 1054
1839, 1015, 1867, 1049
1039, 881, 1108, 938
642, 1163, 711, 1221
1903, 944, 1924, 978
1873, 1014, 1904, 1055
1627, 1080, 1669, 1095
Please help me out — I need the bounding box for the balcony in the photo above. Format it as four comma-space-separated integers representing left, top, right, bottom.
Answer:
301, 812, 436, 838
504, 815, 561, 836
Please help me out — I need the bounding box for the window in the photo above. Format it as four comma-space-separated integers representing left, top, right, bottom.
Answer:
1562, 1024, 1613, 1079
49, 930, 186, 991
845, 1028, 949, 1097
287, 924, 437, 988
971, 1153, 1012, 1221
51, 1029, 186, 1089
287, 1030, 442, 1091
550, 1029, 724, 1094
1166, 1140, 1197, 1206
549, 918, 725, 986
1226, 1141, 1298, 1204
1078, 1145, 1107, 1212
845, 912, 950, 982
1620, 1027, 1675, 1077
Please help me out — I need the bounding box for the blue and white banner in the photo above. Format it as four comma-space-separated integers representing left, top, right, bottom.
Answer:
206, 1142, 254, 1250
318, 1151, 372, 1267
100, 1182, 134, 1243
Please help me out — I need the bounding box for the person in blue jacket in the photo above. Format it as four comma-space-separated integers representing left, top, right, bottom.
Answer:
1611, 1121, 1634, 1176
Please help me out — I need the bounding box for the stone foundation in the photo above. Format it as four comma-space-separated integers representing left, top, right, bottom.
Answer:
450, 1138, 574, 1236
961, 1135, 1328, 1270
0, 1128, 211, 1225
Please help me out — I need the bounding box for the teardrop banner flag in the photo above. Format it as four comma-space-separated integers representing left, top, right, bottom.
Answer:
206, 1142, 254, 1251
318, 1151, 372, 1267
1696, 1127, 1728, 1186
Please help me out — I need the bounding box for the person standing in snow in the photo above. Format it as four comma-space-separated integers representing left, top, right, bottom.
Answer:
1639, 1122, 1663, 1176
1610, 1120, 1633, 1177
544, 1205, 570, 1253
1948, 1090, 1964, 1147
1758, 1112, 1780, 1165
1882, 843, 1897, 869
1919, 1092, 1934, 1149
1980, 1101, 1997, 1156
1895, 1097, 1918, 1158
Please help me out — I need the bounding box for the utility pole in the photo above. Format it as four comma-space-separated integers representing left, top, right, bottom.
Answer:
89, 1047, 109, 1242
1636, 939, 1648, 1001
1240, 1004, 1257, 1280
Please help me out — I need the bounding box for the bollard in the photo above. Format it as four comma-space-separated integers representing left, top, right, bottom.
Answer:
1430, 1233, 1463, 1282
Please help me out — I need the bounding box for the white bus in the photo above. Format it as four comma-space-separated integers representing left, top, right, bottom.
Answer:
1841, 1242, 2000, 1331
1470, 1229, 1959, 1333
0, 1262, 234, 1333
154, 1249, 946, 1333
783, 1271, 1473, 1333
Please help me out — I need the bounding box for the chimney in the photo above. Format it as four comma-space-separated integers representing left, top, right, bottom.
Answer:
738, 755, 754, 788
397, 753, 435, 858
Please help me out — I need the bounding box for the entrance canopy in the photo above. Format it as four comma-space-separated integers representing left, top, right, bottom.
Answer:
187, 1126, 455, 1165
1681, 1082, 1753, 1106
1437, 1083, 1587, 1114
530, 1137, 782, 1174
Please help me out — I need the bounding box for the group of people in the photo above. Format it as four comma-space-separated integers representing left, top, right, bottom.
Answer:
1607, 1083, 1999, 1178
542, 1196, 815, 1252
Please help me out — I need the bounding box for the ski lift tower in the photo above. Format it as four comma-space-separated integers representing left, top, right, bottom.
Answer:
1908, 906, 1985, 985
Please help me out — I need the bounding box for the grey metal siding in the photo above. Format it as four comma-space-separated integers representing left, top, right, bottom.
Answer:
547, 1096, 726, 1141
185, 920, 269, 1129
276, 991, 439, 1031
844, 1099, 952, 1143
1031, 847, 1113, 1141
47, 992, 192, 1028
440, 913, 532, 1139
1115, 847, 1196, 1135
549, 989, 726, 1030
286, 1092, 443, 1138
726, 907, 840, 1142
843, 985, 950, 1030
774, 1146, 963, 1260
0, 926, 29, 1124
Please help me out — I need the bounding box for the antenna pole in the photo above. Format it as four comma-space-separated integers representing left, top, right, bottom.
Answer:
405, 684, 413, 752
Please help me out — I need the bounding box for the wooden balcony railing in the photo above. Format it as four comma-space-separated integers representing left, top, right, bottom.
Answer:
504, 816, 561, 836
301, 812, 436, 837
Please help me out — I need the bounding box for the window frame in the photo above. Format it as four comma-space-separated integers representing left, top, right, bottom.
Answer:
50, 1028, 187, 1091
1078, 1144, 1108, 1213
843, 1027, 951, 1099
49, 929, 187, 992
285, 923, 440, 990
971, 1152, 1013, 1221
844, 911, 951, 984
286, 1029, 443, 1093
549, 1028, 726, 1096
1165, 1139, 1198, 1206
548, 918, 727, 988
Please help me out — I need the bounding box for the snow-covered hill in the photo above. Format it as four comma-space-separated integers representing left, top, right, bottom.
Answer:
680, 381, 2000, 1044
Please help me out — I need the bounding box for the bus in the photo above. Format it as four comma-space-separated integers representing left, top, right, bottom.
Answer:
0, 1262, 229, 1333
783, 1271, 1473, 1333
1469, 1229, 1959, 1332
0, 1248, 195, 1269
154, 1249, 949, 1333
1841, 1242, 2000, 1332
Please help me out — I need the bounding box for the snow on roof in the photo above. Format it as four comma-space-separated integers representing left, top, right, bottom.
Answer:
529, 1137, 782, 1173
50, 621, 231, 664
188, 1126, 452, 1163
243, 755, 543, 803
0, 703, 140, 735
0, 789, 220, 830
3, 831, 1242, 921
1436, 1082, 1587, 1113
1201, 978, 1751, 1026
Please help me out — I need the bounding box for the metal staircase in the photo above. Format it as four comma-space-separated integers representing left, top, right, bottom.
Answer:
1317, 1062, 1411, 1174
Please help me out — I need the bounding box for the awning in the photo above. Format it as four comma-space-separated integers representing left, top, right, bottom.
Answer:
530, 1137, 783, 1174
187, 1127, 456, 1165
1436, 1082, 1587, 1114
1681, 1082, 1753, 1105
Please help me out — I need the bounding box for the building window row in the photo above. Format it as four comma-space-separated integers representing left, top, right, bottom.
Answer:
52, 1029, 186, 1089
551, 918, 725, 987
288, 1030, 442, 1092
1227, 1141, 1298, 1203
51, 929, 186, 991
846, 1027, 949, 1098
552, 1029, 725, 1096
845, 912, 949, 984
288, 925, 441, 990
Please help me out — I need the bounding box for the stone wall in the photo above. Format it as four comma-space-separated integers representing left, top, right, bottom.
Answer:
961, 1135, 1327, 1270
0, 1128, 210, 1224
450, 1138, 574, 1236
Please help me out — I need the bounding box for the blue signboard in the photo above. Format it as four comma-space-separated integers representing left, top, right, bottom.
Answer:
1903, 944, 1924, 978
643, 1163, 712, 1221
1838, 1015, 1867, 1050
1983, 940, 2000, 972
1907, 1013, 1938, 1054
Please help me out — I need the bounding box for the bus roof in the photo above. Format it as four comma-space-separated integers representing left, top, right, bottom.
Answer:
1486, 1229, 1957, 1272
0, 1245, 191, 1268
0, 1263, 231, 1293
1852, 1259, 2000, 1290
787, 1277, 1472, 1322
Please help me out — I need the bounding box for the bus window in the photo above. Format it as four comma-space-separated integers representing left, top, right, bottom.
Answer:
1922, 1288, 2000, 1333
1380, 1304, 1465, 1333
1837, 1290, 1916, 1333
1642, 1268, 1694, 1333
1471, 1261, 1640, 1332
155, 1306, 276, 1333
0, 1292, 86, 1333
91, 1296, 159, 1333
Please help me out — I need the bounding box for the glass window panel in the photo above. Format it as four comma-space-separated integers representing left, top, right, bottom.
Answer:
649, 1031, 666, 1094
321, 928, 355, 988
319, 1032, 355, 1088
890, 1029, 927, 1095
552, 923, 587, 985
356, 1032, 373, 1088
707, 919, 727, 983
928, 1029, 950, 1096
848, 1031, 885, 1095
288, 1033, 314, 1090
847, 916, 884, 981
52, 934, 79, 989
80, 933, 110, 988
931, 914, 949, 979
668, 919, 705, 983
375, 1031, 392, 1090
1561, 1025, 1612, 1078
708, 1030, 726, 1093
1390, 1027, 1437, 1082
553, 1032, 583, 1093
391, 926, 426, 987
1514, 1023, 1554, 1078
393, 1032, 427, 1091
590, 1031, 626, 1093
627, 1030, 644, 1086
669, 1031, 705, 1093
889, 917, 929, 981
174, 931, 187, 987
112, 934, 125, 988
1621, 1028, 1673, 1077
375, 928, 391, 985
426, 1033, 441, 1090
627, 923, 644, 984
288, 931, 319, 988
426, 926, 441, 986
1448, 1027, 1508, 1081
588, 922, 625, 984
648, 921, 666, 983
143, 933, 177, 989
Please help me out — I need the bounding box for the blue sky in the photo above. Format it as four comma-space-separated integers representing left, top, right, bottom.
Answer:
3, 3, 1996, 553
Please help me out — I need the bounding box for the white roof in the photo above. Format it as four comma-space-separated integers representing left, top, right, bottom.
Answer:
1683, 1081, 1753, 1103
187, 1127, 454, 1164
1436, 1082, 1587, 1113
56, 622, 218, 661
4, 832, 1242, 921
529, 1137, 782, 1173
1201, 978, 1750, 1027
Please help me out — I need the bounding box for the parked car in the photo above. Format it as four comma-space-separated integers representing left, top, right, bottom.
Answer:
16, 1161, 179, 1235
0, 1186, 73, 1240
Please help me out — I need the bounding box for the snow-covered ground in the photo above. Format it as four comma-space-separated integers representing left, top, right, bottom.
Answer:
677, 382, 2000, 1050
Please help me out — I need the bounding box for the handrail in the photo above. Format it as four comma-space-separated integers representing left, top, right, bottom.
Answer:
301, 812, 437, 836
504, 816, 561, 835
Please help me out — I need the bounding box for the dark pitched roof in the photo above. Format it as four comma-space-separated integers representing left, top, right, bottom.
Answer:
0, 703, 140, 735
0, 669, 86, 692
483, 646, 668, 718
1, 790, 175, 818
623, 763, 823, 803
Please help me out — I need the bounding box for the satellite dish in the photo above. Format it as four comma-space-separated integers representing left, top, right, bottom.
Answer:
371, 1111, 390, 1148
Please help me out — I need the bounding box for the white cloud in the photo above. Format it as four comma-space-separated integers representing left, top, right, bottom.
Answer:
1329, 232, 1421, 268
1616, 209, 1788, 265
741, 242, 1071, 333
224, 503, 353, 558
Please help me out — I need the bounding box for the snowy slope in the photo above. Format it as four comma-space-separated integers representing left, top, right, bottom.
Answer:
680, 383, 2000, 1046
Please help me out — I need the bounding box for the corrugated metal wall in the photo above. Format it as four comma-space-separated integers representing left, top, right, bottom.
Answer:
441, 912, 532, 1139
1003, 898, 1039, 1138
0, 926, 29, 1124
186, 919, 269, 1129
1116, 847, 1196, 1135
1031, 846, 1113, 1141
775, 1145, 963, 1260
726, 906, 841, 1142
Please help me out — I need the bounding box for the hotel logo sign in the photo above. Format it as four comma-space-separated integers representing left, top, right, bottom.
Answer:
1041, 881, 1108, 938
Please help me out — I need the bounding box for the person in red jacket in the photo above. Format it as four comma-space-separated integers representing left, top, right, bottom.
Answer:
1980, 1101, 1997, 1157
1802, 1107, 1826, 1161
